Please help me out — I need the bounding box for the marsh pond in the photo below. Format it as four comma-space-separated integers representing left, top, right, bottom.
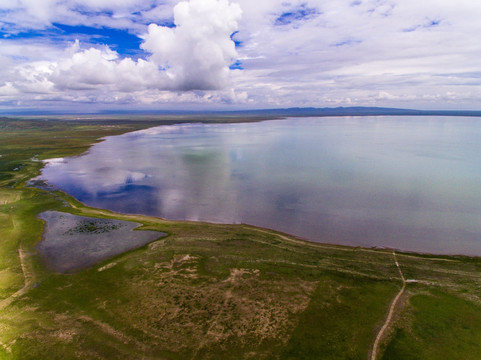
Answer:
39, 117, 481, 255
38, 211, 165, 272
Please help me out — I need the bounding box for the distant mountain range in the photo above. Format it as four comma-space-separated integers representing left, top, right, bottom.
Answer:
217, 106, 481, 117
3, 106, 481, 118
96, 106, 481, 118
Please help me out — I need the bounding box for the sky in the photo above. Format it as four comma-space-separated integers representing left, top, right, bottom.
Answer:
1, 0, 481, 112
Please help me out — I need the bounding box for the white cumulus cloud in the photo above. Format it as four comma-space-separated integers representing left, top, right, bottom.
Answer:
2, 0, 481, 111
0, 0, 243, 107
141, 0, 242, 90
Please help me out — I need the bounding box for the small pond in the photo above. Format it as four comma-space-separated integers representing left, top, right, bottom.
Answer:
37, 211, 166, 272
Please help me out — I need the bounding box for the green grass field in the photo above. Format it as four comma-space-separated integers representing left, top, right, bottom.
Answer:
1, 117, 481, 359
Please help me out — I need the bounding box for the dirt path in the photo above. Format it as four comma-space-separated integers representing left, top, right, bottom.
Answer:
253, 228, 409, 360
0, 339, 12, 353
371, 251, 406, 360
0, 248, 33, 310
0, 248, 34, 353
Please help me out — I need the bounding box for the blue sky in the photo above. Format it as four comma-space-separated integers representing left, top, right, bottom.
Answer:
1, 0, 481, 112
1, 24, 144, 56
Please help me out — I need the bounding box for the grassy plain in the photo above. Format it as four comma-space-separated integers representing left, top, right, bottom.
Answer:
1, 117, 481, 359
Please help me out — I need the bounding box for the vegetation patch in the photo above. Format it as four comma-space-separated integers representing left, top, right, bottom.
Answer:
381, 289, 481, 360
64, 219, 123, 235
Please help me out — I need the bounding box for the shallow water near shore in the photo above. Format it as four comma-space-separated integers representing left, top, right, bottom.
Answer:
37, 211, 165, 272
39, 116, 481, 255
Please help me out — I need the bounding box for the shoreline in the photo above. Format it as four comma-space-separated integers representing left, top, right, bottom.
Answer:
42, 183, 481, 260
32, 116, 481, 260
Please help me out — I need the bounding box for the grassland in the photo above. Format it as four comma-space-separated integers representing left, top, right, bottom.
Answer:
1, 117, 481, 359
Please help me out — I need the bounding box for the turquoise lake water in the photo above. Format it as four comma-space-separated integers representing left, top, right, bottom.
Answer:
40, 117, 481, 255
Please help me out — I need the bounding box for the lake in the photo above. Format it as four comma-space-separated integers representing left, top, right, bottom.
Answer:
39, 117, 481, 255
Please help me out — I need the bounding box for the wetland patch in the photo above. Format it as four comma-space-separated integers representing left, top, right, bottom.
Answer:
37, 211, 166, 272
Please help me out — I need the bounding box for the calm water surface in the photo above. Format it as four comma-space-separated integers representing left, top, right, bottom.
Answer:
38, 211, 165, 272
40, 117, 481, 255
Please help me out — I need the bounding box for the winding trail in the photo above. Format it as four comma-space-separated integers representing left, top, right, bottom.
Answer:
0, 249, 33, 310
0, 248, 34, 353
252, 228, 410, 360
371, 251, 406, 360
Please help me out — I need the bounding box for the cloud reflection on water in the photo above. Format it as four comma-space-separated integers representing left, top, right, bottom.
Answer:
40, 117, 481, 255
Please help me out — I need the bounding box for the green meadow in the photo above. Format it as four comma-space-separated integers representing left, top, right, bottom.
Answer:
1, 117, 481, 359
